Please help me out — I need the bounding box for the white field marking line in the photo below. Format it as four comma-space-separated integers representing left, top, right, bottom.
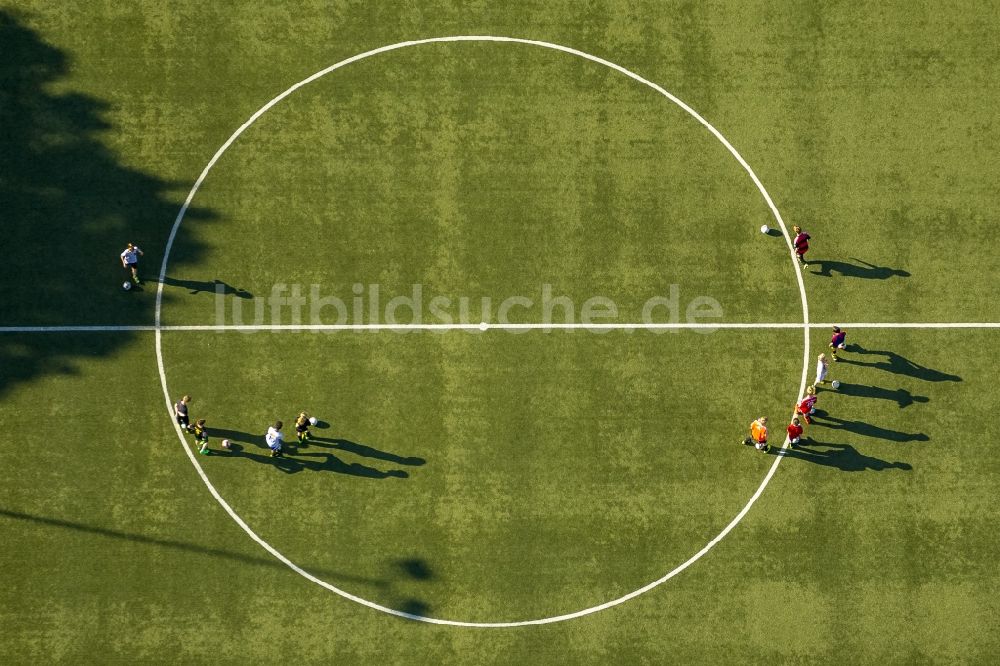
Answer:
0, 325, 159, 333
150, 35, 811, 629
5, 322, 1000, 333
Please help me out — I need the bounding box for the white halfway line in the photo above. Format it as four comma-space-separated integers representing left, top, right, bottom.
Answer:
2, 322, 999, 333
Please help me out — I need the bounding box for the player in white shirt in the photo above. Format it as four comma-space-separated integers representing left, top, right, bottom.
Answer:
120, 242, 144, 285
815, 353, 830, 386
266, 421, 284, 458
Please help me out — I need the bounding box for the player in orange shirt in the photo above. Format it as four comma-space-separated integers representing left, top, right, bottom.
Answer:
742, 416, 769, 452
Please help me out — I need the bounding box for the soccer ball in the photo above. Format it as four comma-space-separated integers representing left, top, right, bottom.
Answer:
760, 225, 770, 234
308, 416, 318, 426
221, 439, 231, 449
831, 380, 841, 389
122, 281, 132, 291
809, 407, 816, 415
837, 343, 846, 349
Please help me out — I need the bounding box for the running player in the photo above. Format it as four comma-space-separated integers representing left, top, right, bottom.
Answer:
120, 242, 144, 285
266, 421, 284, 458
192, 419, 210, 455
294, 412, 312, 445
743, 417, 769, 452
787, 417, 804, 448
792, 225, 810, 268
796, 386, 818, 425
174, 395, 193, 433
830, 326, 847, 361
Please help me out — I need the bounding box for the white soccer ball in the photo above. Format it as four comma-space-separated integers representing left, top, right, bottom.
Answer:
832, 380, 841, 389
122, 281, 132, 291
308, 416, 318, 426
222, 439, 231, 449
760, 225, 770, 234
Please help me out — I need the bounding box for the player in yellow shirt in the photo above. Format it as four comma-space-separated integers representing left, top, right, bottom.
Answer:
294, 411, 312, 445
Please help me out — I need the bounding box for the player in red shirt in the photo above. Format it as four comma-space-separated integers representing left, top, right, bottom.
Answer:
787, 418, 804, 448
792, 225, 811, 268
829, 326, 847, 361
795, 385, 818, 424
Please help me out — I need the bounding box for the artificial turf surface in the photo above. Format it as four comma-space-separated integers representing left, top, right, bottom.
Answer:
2, 1, 999, 663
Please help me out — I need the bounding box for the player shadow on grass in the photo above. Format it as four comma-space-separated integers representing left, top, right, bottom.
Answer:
224, 443, 410, 479
307, 437, 426, 467
839, 346, 962, 382
206, 428, 425, 471
770, 440, 912, 472
157, 276, 253, 299
205, 427, 266, 447
821, 382, 930, 408
810, 258, 910, 280
810, 410, 929, 442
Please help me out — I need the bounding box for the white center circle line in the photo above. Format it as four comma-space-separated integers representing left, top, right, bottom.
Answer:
153, 36, 811, 627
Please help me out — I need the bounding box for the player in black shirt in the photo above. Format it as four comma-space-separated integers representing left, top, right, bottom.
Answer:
174, 395, 193, 433
294, 412, 312, 445
193, 419, 210, 455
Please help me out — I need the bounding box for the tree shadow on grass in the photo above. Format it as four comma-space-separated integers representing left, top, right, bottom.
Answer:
0, 10, 215, 396
0, 331, 125, 393
397, 558, 433, 580
810, 258, 910, 280
391, 559, 434, 619
0, 507, 386, 586
398, 599, 432, 617
824, 381, 930, 408
839, 346, 962, 382
770, 440, 912, 472
810, 410, 929, 443
1, 507, 437, 614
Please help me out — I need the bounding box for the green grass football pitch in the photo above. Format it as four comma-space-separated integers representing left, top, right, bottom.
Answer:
3, 1, 1000, 663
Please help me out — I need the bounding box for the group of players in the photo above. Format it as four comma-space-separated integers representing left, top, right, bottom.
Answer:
742, 226, 847, 452
123, 248, 322, 457
172, 395, 316, 457
743, 326, 848, 453
157, 225, 825, 457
